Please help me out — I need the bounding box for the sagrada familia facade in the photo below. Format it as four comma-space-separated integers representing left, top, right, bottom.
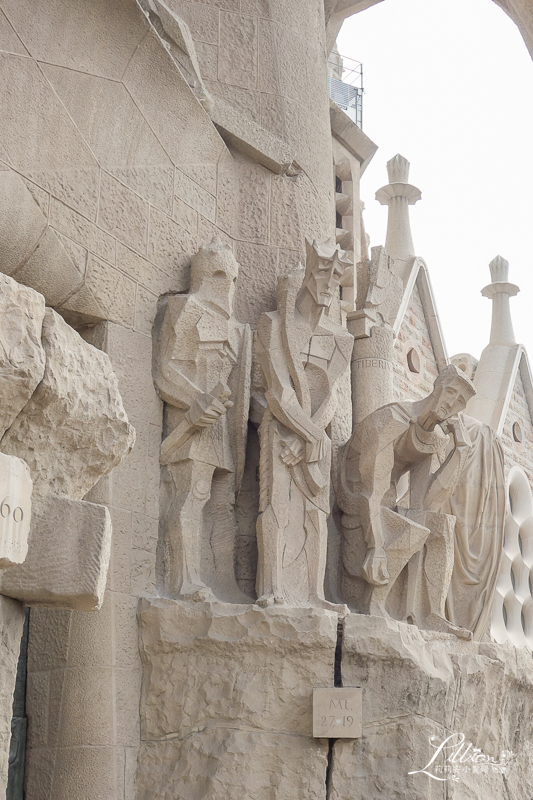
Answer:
0, 0, 532, 798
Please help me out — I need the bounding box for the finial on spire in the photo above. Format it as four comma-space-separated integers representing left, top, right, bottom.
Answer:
489, 255, 509, 283
375, 154, 421, 261
481, 256, 519, 346
386, 154, 410, 183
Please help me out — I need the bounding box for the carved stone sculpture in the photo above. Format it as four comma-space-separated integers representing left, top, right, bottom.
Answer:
153, 237, 252, 602
255, 238, 353, 610
339, 364, 477, 637
443, 415, 506, 640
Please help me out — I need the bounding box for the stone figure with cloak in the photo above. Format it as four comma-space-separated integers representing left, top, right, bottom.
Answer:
255, 238, 353, 610
443, 415, 505, 640
339, 362, 505, 639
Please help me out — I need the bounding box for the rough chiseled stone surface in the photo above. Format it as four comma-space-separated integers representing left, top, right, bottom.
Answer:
0, 495, 112, 611
137, 731, 328, 800
137, 598, 336, 799
1, 308, 135, 499
330, 613, 533, 799
0, 273, 46, 439
0, 596, 25, 800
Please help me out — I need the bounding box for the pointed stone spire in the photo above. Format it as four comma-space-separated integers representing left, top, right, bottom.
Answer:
375, 154, 421, 260
481, 256, 520, 345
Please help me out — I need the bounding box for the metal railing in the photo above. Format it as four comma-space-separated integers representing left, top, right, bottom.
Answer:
327, 53, 363, 129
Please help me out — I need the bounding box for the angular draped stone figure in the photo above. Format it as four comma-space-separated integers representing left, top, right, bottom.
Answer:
443, 415, 505, 640
153, 237, 252, 602
255, 238, 353, 610
339, 364, 477, 637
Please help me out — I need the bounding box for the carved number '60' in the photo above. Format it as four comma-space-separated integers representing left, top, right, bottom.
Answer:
0, 498, 23, 523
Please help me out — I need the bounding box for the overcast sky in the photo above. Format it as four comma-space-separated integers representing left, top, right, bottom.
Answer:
337, 0, 533, 361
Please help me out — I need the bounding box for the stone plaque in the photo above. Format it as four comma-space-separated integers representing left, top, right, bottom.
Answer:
312, 688, 362, 738
0, 452, 32, 568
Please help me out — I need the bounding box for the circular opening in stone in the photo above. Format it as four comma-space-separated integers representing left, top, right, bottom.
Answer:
503, 603, 508, 628
511, 567, 516, 590
513, 421, 523, 444
406, 347, 421, 374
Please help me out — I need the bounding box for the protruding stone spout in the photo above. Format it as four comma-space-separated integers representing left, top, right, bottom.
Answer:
375, 154, 421, 261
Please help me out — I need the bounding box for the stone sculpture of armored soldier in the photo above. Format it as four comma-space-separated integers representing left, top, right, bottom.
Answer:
255, 238, 353, 610
339, 364, 477, 637
153, 237, 251, 602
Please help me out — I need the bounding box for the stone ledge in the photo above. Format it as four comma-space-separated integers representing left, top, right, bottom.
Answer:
329, 99, 378, 174
210, 99, 296, 175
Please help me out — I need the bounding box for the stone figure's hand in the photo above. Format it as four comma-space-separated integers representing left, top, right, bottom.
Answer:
306, 434, 326, 463
280, 434, 304, 466
187, 393, 228, 428
444, 414, 471, 450
362, 547, 389, 586
211, 381, 234, 410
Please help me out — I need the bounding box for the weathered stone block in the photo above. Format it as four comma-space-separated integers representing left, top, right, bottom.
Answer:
234, 242, 279, 326
0, 453, 32, 568
174, 168, 216, 222
217, 155, 270, 244
123, 31, 225, 167
50, 198, 116, 264
0, 494, 112, 611
0, 10, 28, 56
0, 273, 45, 438
147, 206, 196, 277
1, 0, 147, 80
218, 11, 258, 90
64, 254, 136, 328
0, 170, 47, 277
172, 196, 198, 236
136, 730, 328, 800
25, 167, 100, 221
176, 163, 217, 196
98, 172, 149, 255
137, 598, 336, 799
15, 227, 86, 307
1, 309, 135, 500
42, 65, 172, 173
0, 596, 25, 800
329, 613, 533, 799
138, 598, 337, 739
169, 1, 220, 45
0, 53, 97, 175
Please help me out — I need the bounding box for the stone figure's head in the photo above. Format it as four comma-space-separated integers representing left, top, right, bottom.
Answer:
190, 237, 239, 316
429, 365, 476, 422
301, 238, 352, 309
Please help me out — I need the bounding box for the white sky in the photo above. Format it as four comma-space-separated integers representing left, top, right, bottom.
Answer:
337, 0, 533, 361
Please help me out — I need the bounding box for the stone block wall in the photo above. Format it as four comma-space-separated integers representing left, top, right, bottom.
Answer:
501, 361, 533, 481
0, 1, 338, 798
393, 281, 439, 403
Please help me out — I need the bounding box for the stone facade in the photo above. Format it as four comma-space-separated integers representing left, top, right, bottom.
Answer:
0, 1, 532, 799
393, 281, 440, 403
501, 358, 533, 480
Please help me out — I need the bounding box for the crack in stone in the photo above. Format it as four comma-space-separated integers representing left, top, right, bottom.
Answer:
334, 617, 344, 688
325, 616, 345, 799
325, 737, 336, 800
